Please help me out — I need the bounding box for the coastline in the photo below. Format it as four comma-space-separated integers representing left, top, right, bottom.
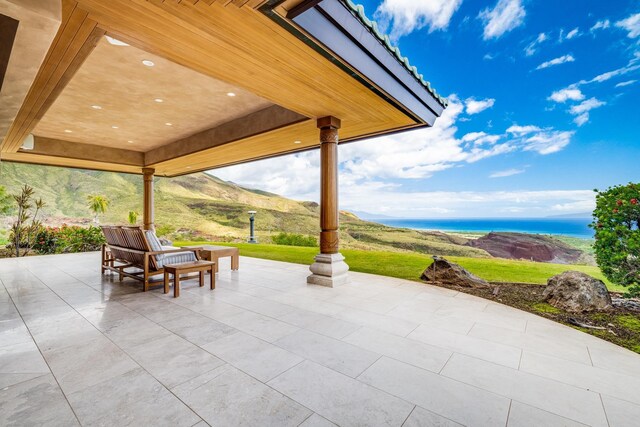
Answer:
373, 217, 594, 240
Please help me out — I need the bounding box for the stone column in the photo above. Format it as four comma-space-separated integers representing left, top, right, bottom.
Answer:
142, 167, 155, 231
307, 116, 349, 287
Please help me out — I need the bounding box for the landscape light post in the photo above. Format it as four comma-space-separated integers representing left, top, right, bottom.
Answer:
247, 210, 257, 243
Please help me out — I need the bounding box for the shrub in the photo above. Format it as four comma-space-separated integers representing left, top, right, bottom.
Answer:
32, 225, 106, 255
591, 183, 640, 297
271, 232, 317, 247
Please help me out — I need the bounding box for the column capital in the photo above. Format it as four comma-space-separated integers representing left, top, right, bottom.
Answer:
317, 116, 341, 130
142, 167, 155, 176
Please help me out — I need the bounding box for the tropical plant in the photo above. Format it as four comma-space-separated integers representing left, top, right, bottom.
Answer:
591, 183, 640, 297
0, 185, 12, 215
127, 210, 139, 225
271, 232, 317, 247
32, 225, 105, 254
87, 194, 110, 224
9, 185, 46, 257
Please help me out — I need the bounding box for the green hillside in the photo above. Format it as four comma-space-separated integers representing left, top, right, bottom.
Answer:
0, 162, 490, 258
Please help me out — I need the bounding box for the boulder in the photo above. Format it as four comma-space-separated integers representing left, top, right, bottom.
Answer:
543, 271, 612, 313
421, 257, 489, 288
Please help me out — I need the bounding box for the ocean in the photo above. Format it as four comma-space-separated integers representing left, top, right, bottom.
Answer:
375, 218, 594, 239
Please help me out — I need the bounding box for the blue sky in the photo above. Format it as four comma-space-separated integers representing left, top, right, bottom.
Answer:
214, 0, 640, 218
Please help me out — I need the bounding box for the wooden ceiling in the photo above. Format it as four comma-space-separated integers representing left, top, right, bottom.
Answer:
32, 37, 274, 152
0, 0, 425, 176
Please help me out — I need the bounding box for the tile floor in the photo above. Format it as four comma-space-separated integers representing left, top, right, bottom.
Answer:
1, 252, 640, 426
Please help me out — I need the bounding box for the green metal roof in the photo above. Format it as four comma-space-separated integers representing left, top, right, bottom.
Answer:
342, 0, 448, 108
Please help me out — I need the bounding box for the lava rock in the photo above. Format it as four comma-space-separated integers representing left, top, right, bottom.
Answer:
543, 271, 612, 313
421, 257, 489, 288
612, 297, 640, 312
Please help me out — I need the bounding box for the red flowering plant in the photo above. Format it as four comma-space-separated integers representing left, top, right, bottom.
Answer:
591, 183, 640, 297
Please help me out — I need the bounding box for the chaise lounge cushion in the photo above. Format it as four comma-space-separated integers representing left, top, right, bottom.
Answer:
144, 230, 196, 268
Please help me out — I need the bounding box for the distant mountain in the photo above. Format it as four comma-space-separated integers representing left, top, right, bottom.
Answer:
349, 210, 397, 220
546, 212, 592, 219
0, 163, 490, 258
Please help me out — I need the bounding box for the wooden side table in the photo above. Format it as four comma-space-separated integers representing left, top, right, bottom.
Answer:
163, 260, 215, 298
187, 245, 239, 273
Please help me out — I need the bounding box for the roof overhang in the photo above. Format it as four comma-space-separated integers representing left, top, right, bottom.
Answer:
0, 0, 446, 177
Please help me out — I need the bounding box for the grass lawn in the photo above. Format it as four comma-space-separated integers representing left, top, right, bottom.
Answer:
175, 241, 624, 293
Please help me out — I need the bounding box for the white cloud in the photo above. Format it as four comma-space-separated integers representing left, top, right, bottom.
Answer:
483, 53, 495, 60
489, 168, 525, 178
465, 97, 496, 114
590, 19, 610, 32
524, 32, 547, 56
535, 54, 575, 70
506, 125, 541, 135
521, 130, 574, 154
338, 188, 594, 218
616, 13, 640, 38
568, 97, 606, 126
573, 113, 589, 127
462, 132, 501, 145
566, 27, 580, 39
616, 79, 637, 88
548, 87, 585, 103
374, 0, 463, 39
569, 97, 606, 115
479, 0, 526, 40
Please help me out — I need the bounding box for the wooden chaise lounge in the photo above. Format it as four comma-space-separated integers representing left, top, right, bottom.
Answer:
101, 226, 205, 291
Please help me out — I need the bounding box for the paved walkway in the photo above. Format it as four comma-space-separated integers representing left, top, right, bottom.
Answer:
1, 252, 639, 426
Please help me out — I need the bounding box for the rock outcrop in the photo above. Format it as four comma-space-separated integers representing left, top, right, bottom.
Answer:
467, 232, 587, 264
421, 257, 489, 288
543, 271, 612, 313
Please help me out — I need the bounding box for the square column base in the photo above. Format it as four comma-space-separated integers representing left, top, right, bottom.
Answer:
307, 252, 349, 287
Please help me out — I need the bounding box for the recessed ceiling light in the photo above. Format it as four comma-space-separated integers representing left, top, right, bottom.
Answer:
105, 35, 129, 46
142, 60, 155, 67
294, 140, 302, 144
112, 125, 119, 129
91, 105, 102, 110
154, 98, 163, 103
165, 122, 172, 126
186, 166, 192, 169
64, 129, 72, 133
226, 92, 236, 97
127, 140, 133, 143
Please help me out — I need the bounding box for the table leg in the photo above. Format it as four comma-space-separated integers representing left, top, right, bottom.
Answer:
210, 266, 215, 290
214, 256, 219, 273
174, 273, 180, 298
164, 271, 169, 294
199, 270, 204, 287
232, 254, 239, 270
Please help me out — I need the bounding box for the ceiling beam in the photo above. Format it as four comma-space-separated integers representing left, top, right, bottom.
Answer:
1, 1, 103, 153
26, 136, 144, 166
145, 105, 308, 165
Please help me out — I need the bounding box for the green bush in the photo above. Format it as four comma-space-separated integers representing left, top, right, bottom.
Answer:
591, 183, 640, 297
32, 225, 105, 255
271, 232, 317, 247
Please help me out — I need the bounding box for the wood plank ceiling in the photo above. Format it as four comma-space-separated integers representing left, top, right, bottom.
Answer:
0, 0, 421, 176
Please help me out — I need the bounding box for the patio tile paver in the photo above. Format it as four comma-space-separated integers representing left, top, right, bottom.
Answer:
402, 406, 463, 427
202, 331, 303, 382
1, 252, 639, 426
601, 395, 640, 427
268, 360, 414, 427
126, 334, 225, 388
0, 374, 79, 427
407, 323, 522, 368
506, 401, 588, 427
274, 329, 380, 378
342, 326, 452, 373
172, 364, 311, 426
299, 413, 339, 426
67, 367, 201, 426
440, 353, 609, 427
358, 356, 510, 427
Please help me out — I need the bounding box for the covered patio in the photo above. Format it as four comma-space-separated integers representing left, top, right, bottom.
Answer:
2, 252, 639, 426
